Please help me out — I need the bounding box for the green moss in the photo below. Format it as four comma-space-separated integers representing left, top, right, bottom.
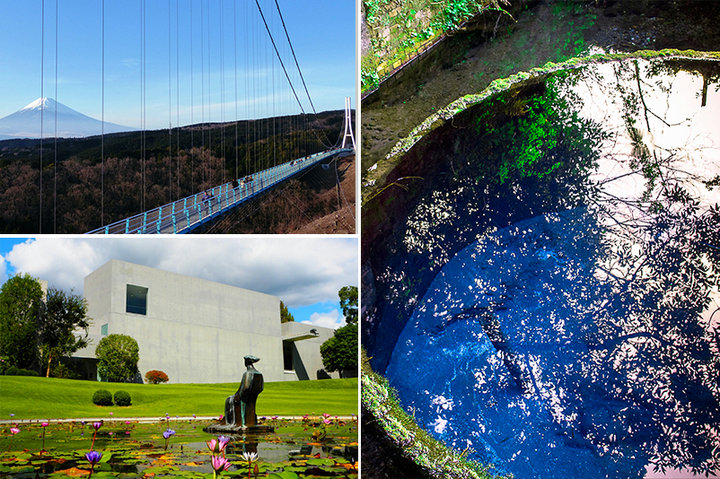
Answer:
361, 351, 507, 478
362, 0, 505, 93
362, 49, 720, 204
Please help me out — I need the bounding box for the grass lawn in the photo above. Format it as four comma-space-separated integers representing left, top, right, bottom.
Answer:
0, 376, 358, 420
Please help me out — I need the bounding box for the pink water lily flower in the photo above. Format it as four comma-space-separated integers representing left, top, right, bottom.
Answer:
10, 427, 19, 435
211, 455, 232, 472
41, 422, 49, 427
92, 421, 103, 430
206, 436, 231, 454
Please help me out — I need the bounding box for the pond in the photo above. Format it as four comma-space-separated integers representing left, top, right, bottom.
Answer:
0, 416, 358, 477
368, 55, 720, 479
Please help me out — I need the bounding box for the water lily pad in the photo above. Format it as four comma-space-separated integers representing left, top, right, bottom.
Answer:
306, 458, 335, 466
268, 472, 301, 479
2, 420, 356, 477
51, 466, 90, 477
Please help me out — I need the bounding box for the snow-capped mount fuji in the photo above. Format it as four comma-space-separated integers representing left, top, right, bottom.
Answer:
0, 97, 136, 139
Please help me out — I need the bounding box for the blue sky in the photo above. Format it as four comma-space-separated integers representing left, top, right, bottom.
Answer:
0, 237, 358, 329
0, 0, 355, 129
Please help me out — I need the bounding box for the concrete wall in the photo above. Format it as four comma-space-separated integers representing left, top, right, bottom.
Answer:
77, 260, 284, 383
75, 260, 339, 384
282, 321, 339, 380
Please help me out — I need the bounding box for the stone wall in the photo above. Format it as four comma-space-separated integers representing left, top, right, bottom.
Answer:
361, 0, 509, 93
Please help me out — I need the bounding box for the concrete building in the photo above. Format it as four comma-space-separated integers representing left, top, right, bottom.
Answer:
73, 260, 338, 383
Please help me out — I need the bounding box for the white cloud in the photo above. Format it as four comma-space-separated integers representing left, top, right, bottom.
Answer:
0, 254, 7, 284
303, 309, 345, 329
4, 237, 357, 307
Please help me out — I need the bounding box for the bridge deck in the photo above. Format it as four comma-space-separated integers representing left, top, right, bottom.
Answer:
87, 148, 353, 234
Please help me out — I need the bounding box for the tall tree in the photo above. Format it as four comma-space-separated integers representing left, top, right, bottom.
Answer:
320, 285, 359, 377
280, 300, 295, 323
39, 288, 91, 377
0, 274, 44, 370
320, 323, 358, 378
338, 286, 358, 325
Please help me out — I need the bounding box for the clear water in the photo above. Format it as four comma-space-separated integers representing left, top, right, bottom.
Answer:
385, 57, 720, 479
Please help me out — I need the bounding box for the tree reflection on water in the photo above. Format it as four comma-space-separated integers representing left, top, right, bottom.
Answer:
385, 58, 720, 479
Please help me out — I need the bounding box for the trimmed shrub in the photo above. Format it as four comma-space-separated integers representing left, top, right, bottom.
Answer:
5, 366, 38, 376
96, 334, 139, 382
92, 389, 113, 406
145, 370, 169, 384
114, 390, 132, 406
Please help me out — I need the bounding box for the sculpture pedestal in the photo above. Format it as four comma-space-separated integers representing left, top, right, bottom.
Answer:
203, 424, 274, 435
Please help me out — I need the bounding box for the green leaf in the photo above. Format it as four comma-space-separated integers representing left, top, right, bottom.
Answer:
267, 472, 301, 479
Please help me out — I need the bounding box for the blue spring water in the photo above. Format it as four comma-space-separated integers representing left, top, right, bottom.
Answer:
386, 204, 719, 478
379, 57, 720, 479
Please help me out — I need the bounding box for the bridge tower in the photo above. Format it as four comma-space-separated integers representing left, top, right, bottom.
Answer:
341, 96, 356, 150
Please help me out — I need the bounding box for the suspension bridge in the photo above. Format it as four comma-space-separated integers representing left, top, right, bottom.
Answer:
5, 0, 354, 234
88, 99, 355, 234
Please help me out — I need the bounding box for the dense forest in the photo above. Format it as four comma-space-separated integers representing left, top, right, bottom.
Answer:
0, 110, 345, 233
202, 153, 356, 234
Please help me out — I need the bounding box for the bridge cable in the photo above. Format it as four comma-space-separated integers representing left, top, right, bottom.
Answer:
175, 0, 180, 200
273, 0, 333, 149
244, 0, 249, 178
267, 8, 272, 169
200, 0, 205, 187
168, 0, 173, 203
252, 5, 257, 174
138, 0, 142, 213
220, 0, 225, 186
254, 0, 305, 116
40, 0, 44, 233
53, 0, 58, 232
274, 0, 315, 115
258, 8, 264, 172
245, 0, 250, 179
266, 8, 272, 170
141, 0, 146, 213
233, 0, 238, 181
206, 0, 212, 187
190, 0, 194, 194
101, 0, 105, 226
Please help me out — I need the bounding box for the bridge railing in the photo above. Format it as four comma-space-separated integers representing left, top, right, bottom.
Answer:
87, 147, 352, 234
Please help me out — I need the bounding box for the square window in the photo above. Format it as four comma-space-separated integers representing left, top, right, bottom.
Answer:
126, 284, 148, 315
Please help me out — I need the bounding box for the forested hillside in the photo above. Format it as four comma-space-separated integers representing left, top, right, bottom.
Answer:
0, 110, 345, 233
